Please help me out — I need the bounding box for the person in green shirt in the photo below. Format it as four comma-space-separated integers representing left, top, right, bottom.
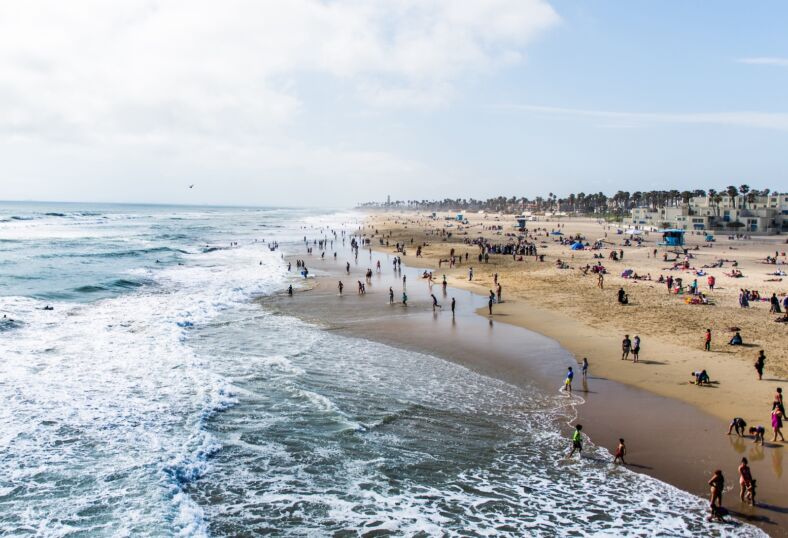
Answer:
568, 424, 583, 458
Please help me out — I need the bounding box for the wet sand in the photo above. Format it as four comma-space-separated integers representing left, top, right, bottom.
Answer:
262, 246, 787, 536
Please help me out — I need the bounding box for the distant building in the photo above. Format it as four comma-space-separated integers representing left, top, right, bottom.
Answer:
386, 195, 391, 207
626, 193, 788, 234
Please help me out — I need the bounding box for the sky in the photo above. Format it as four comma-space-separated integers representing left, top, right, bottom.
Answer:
0, 0, 786, 207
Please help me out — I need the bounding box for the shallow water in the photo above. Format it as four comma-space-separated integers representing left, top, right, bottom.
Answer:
0, 203, 763, 536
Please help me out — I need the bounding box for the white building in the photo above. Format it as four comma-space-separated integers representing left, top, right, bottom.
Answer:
626, 193, 788, 234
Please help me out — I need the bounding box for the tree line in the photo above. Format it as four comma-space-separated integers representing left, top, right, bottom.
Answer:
359, 185, 779, 215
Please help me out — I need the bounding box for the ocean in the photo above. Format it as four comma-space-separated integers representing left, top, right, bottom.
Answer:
0, 203, 763, 536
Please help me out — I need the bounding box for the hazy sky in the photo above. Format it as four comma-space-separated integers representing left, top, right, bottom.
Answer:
1, 1, 786, 207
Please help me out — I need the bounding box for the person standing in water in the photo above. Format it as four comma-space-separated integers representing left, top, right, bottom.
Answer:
563, 367, 574, 393
389, 287, 394, 304
451, 297, 456, 317
581, 358, 589, 378
568, 424, 583, 458
402, 291, 408, 306
738, 458, 754, 505
488, 290, 494, 315
338, 281, 343, 295
431, 294, 441, 311
708, 470, 724, 513
613, 439, 626, 464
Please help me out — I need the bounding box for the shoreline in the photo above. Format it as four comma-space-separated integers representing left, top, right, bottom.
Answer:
262, 234, 786, 536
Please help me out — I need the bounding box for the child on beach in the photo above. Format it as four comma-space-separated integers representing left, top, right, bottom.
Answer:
581, 358, 588, 378
632, 336, 640, 362
748, 426, 765, 444
613, 439, 626, 464
704, 329, 711, 352
568, 424, 583, 457
563, 367, 574, 393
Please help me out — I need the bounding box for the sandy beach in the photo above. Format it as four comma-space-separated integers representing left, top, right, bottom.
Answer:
266, 221, 788, 536
362, 212, 788, 429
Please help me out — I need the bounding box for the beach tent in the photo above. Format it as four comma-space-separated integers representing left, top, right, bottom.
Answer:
570, 242, 584, 250
658, 229, 685, 247
624, 229, 643, 235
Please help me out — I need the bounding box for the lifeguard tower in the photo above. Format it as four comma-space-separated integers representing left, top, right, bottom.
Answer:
658, 229, 685, 247
515, 215, 527, 231
456, 213, 464, 222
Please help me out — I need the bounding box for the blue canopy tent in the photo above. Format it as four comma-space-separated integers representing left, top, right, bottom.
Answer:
658, 229, 685, 247
570, 242, 584, 250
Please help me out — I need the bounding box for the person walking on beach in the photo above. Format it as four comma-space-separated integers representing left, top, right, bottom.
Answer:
772, 407, 785, 442
402, 291, 408, 306
346, 261, 350, 274
488, 290, 494, 315
451, 297, 456, 317
704, 329, 712, 352
597, 272, 604, 289
755, 350, 766, 380
632, 336, 641, 363
469, 267, 474, 281
389, 287, 394, 304
568, 424, 583, 458
563, 367, 574, 393
621, 335, 631, 360
431, 294, 441, 312
581, 357, 588, 378
338, 281, 344, 295
613, 438, 627, 464
738, 458, 754, 505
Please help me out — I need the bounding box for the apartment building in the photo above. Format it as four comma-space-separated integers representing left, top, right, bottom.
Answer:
626, 194, 788, 234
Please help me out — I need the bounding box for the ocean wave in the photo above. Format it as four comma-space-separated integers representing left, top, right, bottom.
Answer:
38, 246, 190, 260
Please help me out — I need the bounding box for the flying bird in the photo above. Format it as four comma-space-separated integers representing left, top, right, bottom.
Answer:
188, 184, 194, 189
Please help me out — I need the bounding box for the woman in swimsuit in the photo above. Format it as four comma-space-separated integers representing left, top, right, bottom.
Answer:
708, 469, 724, 510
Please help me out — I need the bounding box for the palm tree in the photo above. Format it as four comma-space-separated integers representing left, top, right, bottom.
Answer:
726, 186, 738, 208
739, 184, 750, 209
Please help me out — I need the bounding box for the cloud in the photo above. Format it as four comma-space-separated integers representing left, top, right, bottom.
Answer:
737, 57, 788, 67
0, 0, 559, 204
0, 0, 559, 140
500, 104, 788, 131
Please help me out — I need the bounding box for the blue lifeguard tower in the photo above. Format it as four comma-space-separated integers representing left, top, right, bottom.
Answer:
456, 213, 464, 221
658, 229, 685, 247
515, 215, 527, 231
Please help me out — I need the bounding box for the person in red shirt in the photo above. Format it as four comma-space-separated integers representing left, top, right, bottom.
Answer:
704, 328, 712, 351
